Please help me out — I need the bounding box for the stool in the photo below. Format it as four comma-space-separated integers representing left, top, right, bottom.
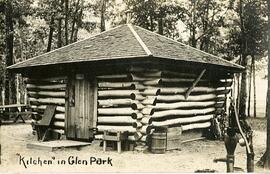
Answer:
103, 130, 128, 153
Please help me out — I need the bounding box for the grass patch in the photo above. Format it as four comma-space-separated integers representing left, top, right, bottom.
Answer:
247, 117, 267, 132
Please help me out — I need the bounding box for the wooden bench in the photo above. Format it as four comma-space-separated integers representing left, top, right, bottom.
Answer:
0, 104, 32, 124
103, 130, 128, 153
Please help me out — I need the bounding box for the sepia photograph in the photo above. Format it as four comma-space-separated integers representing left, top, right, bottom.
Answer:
0, 0, 269, 173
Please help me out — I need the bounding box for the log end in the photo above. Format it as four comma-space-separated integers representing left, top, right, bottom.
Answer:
131, 113, 137, 119
130, 93, 136, 100
131, 103, 137, 110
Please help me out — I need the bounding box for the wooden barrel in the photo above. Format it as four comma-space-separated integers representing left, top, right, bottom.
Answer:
151, 127, 167, 154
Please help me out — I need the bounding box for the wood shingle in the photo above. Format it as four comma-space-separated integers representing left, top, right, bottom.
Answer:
8, 24, 243, 71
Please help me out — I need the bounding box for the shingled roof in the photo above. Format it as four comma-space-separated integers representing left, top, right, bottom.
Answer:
8, 24, 243, 71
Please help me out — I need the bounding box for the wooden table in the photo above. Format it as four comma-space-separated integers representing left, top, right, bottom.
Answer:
0, 104, 32, 124
103, 130, 128, 153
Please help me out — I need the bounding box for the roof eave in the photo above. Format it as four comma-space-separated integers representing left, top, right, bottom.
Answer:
8, 55, 244, 74
152, 56, 244, 73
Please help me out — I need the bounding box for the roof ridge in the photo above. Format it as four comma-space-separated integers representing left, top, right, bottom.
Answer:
133, 25, 244, 69
127, 24, 152, 56
8, 25, 124, 69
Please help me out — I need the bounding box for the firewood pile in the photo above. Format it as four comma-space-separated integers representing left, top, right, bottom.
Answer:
25, 76, 67, 135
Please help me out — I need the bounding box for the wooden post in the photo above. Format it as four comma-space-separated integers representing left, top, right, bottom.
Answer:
103, 130, 108, 152
117, 131, 121, 153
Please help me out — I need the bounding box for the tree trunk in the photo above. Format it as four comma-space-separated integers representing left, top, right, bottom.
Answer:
57, 0, 64, 48
150, 14, 154, 31
204, 37, 210, 53
57, 18, 62, 48
64, 0, 69, 45
200, 38, 205, 51
100, 0, 106, 32
5, 0, 16, 105
191, 26, 196, 48
252, 55, 256, 118
73, 24, 78, 42
46, 16, 55, 52
158, 17, 163, 35
72, 23, 79, 43
70, 0, 80, 43
237, 73, 241, 111
16, 75, 20, 104
248, 57, 252, 117
73, 6, 83, 42
0, 86, 2, 105
239, 56, 248, 118
200, 0, 210, 52
158, 8, 163, 35
191, 0, 197, 48
239, 0, 248, 119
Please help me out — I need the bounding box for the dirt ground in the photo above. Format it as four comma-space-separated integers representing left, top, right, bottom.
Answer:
0, 121, 269, 173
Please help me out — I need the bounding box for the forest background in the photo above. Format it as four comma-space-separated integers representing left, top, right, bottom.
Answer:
0, 0, 268, 127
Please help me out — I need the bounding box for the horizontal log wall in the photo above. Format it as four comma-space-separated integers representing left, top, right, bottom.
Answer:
97, 73, 139, 142
96, 65, 232, 146
25, 76, 67, 136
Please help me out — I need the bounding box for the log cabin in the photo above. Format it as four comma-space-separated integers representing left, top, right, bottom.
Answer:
8, 24, 244, 149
